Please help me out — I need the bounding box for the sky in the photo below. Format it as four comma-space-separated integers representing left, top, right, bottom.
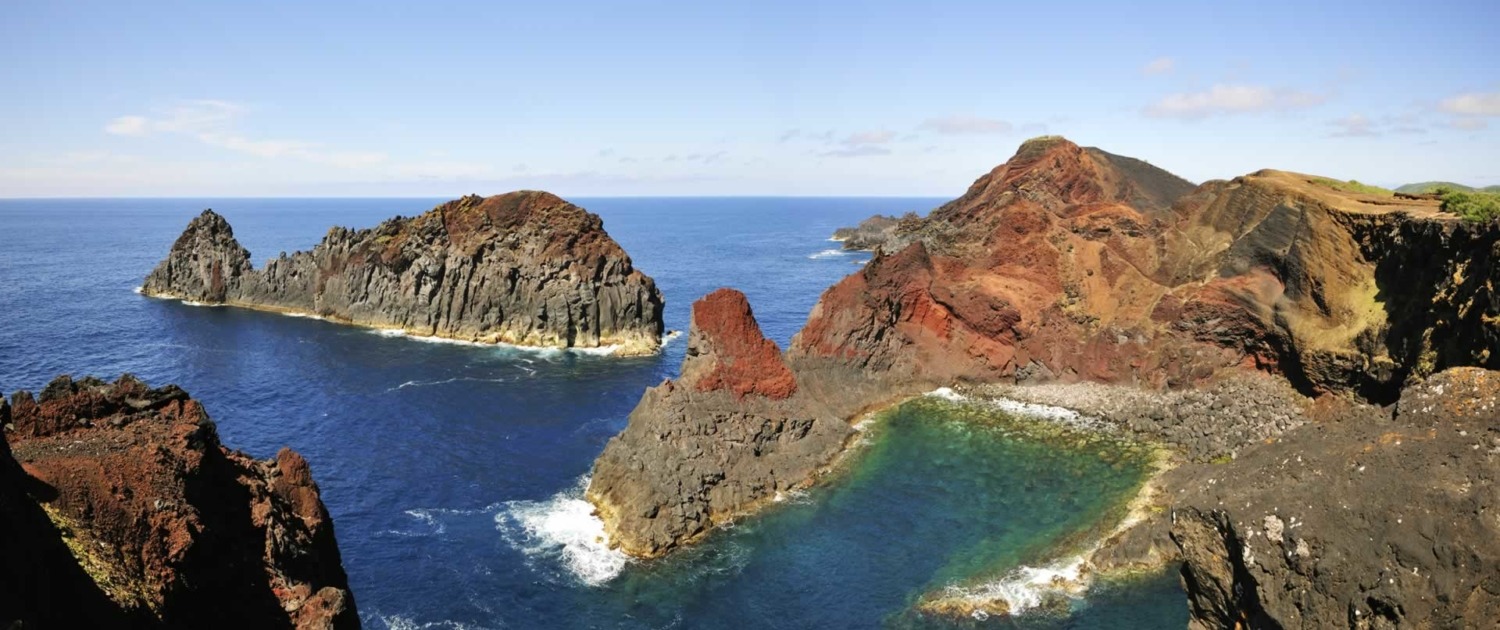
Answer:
2, 0, 1497, 197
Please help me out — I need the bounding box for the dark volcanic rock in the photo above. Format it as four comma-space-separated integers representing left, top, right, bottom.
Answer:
586, 289, 907, 557
143, 191, 665, 354
1170, 367, 1499, 629
831, 213, 910, 252
0, 375, 357, 629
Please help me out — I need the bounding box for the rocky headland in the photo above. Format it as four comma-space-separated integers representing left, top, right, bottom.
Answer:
142, 191, 665, 355
591, 136, 1500, 627
1, 375, 357, 628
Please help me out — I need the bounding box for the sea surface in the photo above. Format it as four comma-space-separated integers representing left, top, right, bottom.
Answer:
0, 197, 1186, 628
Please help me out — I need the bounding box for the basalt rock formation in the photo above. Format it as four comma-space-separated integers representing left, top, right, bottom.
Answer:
0, 375, 357, 629
586, 288, 904, 557
143, 191, 665, 355
594, 136, 1500, 587
1171, 367, 1499, 629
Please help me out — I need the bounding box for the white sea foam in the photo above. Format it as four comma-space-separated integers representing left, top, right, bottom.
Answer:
808, 248, 849, 260
948, 554, 1091, 617
925, 387, 1111, 433
828, 235, 847, 242
660, 329, 684, 347
387, 377, 511, 392
131, 286, 143, 294
376, 614, 487, 630
495, 476, 628, 586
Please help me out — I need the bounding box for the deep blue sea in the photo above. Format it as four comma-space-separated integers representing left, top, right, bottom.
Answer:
0, 198, 1186, 629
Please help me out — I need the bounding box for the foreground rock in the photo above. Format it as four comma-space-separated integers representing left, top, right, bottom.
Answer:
1171, 367, 1499, 628
143, 191, 665, 355
0, 375, 357, 628
586, 288, 907, 557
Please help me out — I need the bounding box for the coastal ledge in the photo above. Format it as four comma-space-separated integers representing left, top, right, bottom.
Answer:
142, 191, 665, 356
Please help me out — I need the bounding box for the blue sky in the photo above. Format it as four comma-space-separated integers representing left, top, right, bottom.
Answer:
3, 0, 1497, 197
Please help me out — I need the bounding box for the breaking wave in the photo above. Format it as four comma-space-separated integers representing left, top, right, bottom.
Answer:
807, 248, 849, 260
494, 476, 628, 586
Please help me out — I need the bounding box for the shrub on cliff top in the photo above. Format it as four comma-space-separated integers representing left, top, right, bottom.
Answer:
1310, 177, 1393, 197
1440, 190, 1500, 222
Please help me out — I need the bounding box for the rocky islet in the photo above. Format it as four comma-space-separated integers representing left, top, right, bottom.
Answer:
142, 191, 666, 355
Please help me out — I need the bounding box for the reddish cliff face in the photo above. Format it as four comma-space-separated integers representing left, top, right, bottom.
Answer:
795, 137, 1498, 400
682, 288, 798, 400
0, 375, 356, 629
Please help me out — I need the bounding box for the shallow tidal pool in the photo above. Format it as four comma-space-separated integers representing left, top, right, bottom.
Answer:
572, 395, 1189, 629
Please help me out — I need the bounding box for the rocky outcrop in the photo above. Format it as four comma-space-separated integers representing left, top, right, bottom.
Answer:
1170, 367, 1499, 629
591, 136, 1500, 567
831, 213, 909, 252
586, 289, 906, 557
0, 375, 357, 628
143, 191, 665, 355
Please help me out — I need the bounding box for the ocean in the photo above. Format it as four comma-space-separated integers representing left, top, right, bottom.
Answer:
0, 197, 1186, 628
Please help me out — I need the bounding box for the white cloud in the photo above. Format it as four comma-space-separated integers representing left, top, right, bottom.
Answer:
1328, 114, 1378, 138
102, 100, 389, 168
818, 145, 891, 158
1439, 92, 1500, 117
1141, 57, 1175, 76
1144, 84, 1328, 119
918, 115, 1013, 135
841, 130, 896, 146
1450, 117, 1489, 131
104, 115, 149, 136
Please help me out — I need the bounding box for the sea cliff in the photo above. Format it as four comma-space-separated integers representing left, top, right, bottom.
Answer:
142, 191, 665, 355
590, 136, 1500, 626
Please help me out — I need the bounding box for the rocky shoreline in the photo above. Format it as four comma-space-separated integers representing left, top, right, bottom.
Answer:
1, 375, 357, 628
142, 191, 665, 356
588, 136, 1500, 627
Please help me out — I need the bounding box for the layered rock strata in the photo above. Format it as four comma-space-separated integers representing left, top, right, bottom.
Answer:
0, 375, 357, 628
143, 191, 665, 355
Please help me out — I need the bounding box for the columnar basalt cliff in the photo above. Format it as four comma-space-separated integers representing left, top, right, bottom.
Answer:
142, 191, 666, 355
0, 375, 357, 628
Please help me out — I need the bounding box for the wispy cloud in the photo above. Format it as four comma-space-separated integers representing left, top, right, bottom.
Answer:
1449, 117, 1489, 131
104, 100, 387, 168
1439, 92, 1500, 117
1143, 84, 1327, 119
1327, 114, 1378, 138
818, 145, 891, 158
840, 130, 896, 146
918, 115, 1012, 135
1141, 57, 1175, 76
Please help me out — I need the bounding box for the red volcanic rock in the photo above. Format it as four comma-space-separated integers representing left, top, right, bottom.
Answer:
0, 375, 357, 629
683, 288, 797, 400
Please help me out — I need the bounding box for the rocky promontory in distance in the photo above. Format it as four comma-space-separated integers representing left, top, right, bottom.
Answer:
142, 191, 666, 355
1, 375, 357, 628
593, 136, 1499, 626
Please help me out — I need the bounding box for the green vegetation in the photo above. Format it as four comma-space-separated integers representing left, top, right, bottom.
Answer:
1439, 190, 1500, 222
1310, 177, 1393, 197
1396, 181, 1474, 194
